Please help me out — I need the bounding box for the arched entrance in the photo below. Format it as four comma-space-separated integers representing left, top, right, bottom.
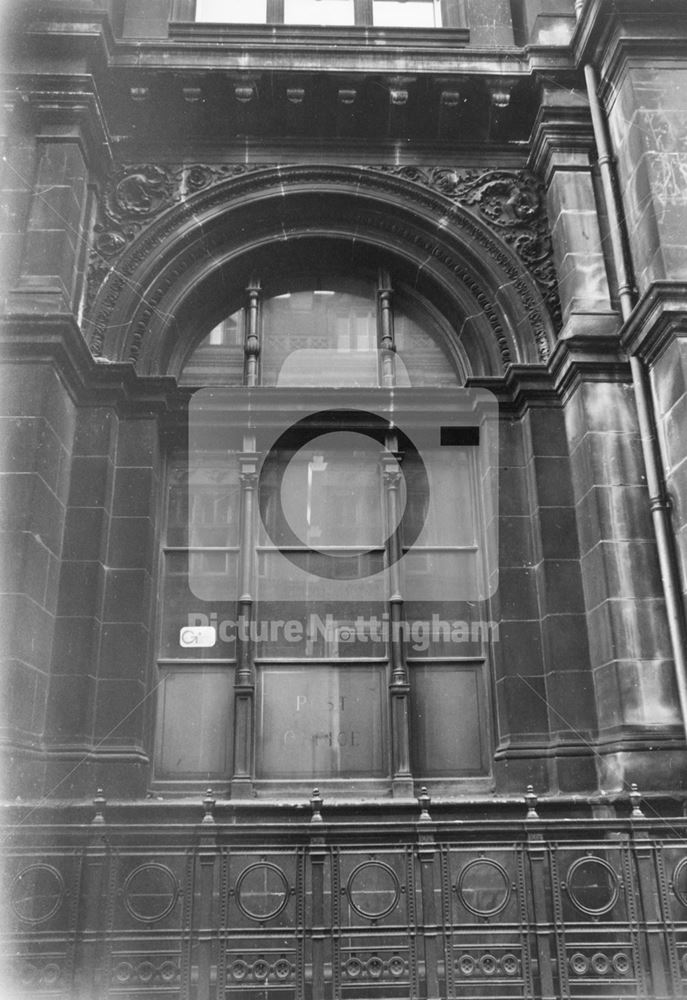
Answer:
86, 164, 555, 377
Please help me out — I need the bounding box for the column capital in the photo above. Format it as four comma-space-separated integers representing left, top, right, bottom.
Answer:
238, 452, 259, 480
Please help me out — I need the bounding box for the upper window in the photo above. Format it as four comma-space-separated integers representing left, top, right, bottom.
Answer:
194, 0, 444, 27
284, 0, 356, 25
179, 274, 460, 387
372, 1, 440, 27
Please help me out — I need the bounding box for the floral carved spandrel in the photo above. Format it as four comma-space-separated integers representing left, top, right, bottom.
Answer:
87, 163, 254, 313
379, 167, 560, 329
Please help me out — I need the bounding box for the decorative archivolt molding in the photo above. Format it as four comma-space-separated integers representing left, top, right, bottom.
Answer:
87, 163, 558, 364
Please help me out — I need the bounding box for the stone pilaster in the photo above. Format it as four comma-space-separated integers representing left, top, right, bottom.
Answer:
552, 340, 684, 792
530, 84, 620, 341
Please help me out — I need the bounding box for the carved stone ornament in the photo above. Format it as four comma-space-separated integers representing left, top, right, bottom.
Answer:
378, 167, 560, 328
87, 163, 255, 312
86, 163, 558, 361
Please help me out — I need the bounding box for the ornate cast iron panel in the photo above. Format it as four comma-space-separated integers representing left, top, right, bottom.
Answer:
218, 848, 306, 999
3, 813, 686, 999
439, 845, 535, 998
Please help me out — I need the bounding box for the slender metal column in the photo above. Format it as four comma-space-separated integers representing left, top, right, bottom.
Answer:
378, 269, 397, 387
383, 448, 413, 793
231, 281, 263, 793
383, 453, 407, 687
376, 269, 412, 791
231, 452, 258, 796
583, 63, 687, 733
244, 279, 261, 387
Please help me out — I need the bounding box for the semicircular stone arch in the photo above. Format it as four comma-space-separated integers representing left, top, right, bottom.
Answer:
86, 164, 555, 379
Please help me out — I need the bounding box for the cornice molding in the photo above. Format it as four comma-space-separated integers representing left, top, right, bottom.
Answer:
548, 331, 631, 403
621, 281, 687, 365
1, 77, 113, 173
528, 104, 596, 183
0, 314, 176, 410
573, 0, 687, 78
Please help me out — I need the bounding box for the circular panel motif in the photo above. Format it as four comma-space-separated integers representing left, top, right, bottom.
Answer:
19, 963, 38, 985
345, 958, 363, 978
457, 955, 475, 976
502, 953, 519, 976
347, 861, 401, 920
480, 954, 497, 976
236, 863, 289, 921
252, 959, 270, 980
274, 959, 291, 980
566, 857, 619, 916
673, 857, 687, 908
613, 953, 631, 976
457, 859, 511, 917
159, 961, 177, 983
123, 864, 179, 923
11, 865, 65, 924
42, 964, 60, 986
230, 960, 249, 981
591, 952, 610, 976
367, 957, 384, 978
389, 955, 405, 977
114, 962, 134, 983
569, 953, 589, 976
137, 961, 155, 983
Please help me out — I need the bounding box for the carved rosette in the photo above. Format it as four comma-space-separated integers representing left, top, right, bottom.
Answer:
86, 163, 558, 360
87, 163, 253, 313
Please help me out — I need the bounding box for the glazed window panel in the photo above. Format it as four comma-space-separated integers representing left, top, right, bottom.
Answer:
159, 552, 238, 660
195, 0, 267, 21
256, 664, 387, 778
267, 436, 388, 549
394, 303, 460, 386
401, 445, 484, 601
283, 0, 355, 24
373, 0, 440, 26
409, 661, 489, 775
178, 280, 461, 388
178, 311, 245, 387
187, 459, 241, 549
155, 666, 235, 778
260, 284, 378, 386
254, 436, 390, 604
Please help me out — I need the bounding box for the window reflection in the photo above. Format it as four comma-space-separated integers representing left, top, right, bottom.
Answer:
261, 284, 378, 385
179, 311, 244, 386
283, 0, 355, 25
195, 0, 267, 22
194, 0, 444, 27
373, 0, 440, 27
179, 279, 459, 388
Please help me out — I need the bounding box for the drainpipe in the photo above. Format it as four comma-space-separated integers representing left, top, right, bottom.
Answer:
583, 62, 687, 734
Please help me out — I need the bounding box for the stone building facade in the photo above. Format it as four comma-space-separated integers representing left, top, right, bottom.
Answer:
2, 0, 687, 997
